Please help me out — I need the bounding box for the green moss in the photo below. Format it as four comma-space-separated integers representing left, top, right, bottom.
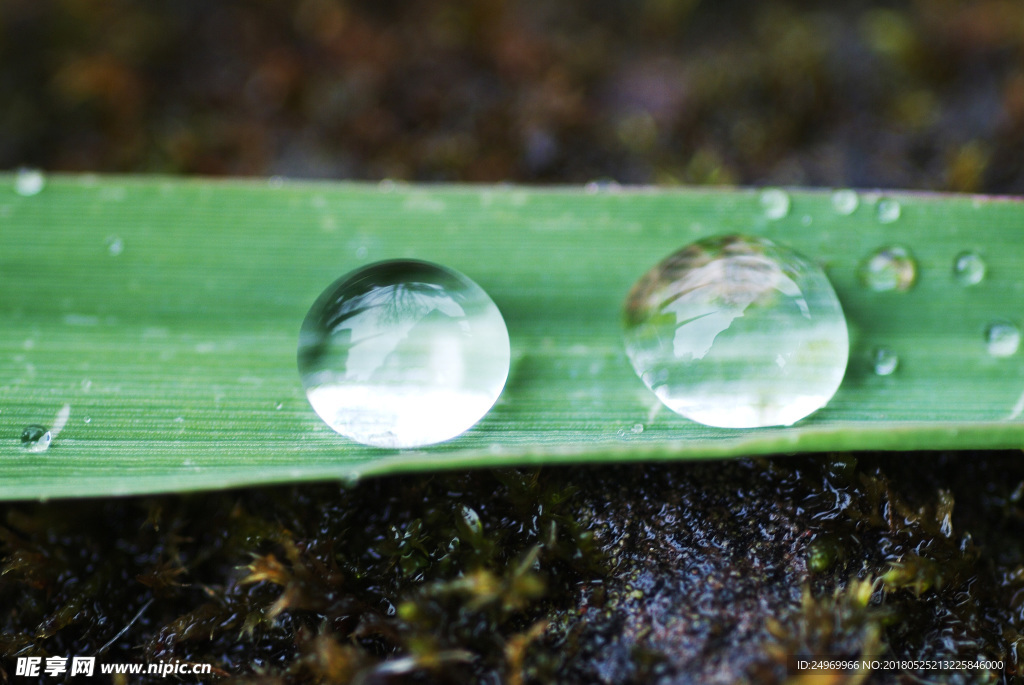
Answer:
2, 453, 1022, 682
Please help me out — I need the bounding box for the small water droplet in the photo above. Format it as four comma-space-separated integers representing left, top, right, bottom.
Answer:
876, 197, 901, 223
21, 425, 51, 452
83, 417, 91, 424
15, 168, 45, 196
872, 347, 899, 376
106, 236, 124, 256
584, 179, 621, 194
986, 320, 1020, 357
953, 250, 986, 286
759, 188, 790, 220
298, 260, 511, 448
623, 235, 849, 428
859, 246, 917, 291
274, 402, 284, 410
831, 189, 859, 215
631, 423, 644, 434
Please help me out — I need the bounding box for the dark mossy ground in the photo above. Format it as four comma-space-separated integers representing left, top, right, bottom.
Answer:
3, 0, 1024, 683
2, 454, 1023, 683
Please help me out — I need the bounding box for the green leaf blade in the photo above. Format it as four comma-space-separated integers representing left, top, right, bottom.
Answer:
1, 176, 1022, 499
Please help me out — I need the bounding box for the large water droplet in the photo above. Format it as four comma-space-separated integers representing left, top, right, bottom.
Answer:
985, 320, 1020, 358
760, 188, 790, 220
298, 260, 510, 448
15, 168, 45, 197
858, 246, 917, 291
831, 189, 859, 215
623, 235, 849, 428
21, 425, 51, 452
872, 347, 899, 376
953, 250, 986, 286
876, 197, 901, 223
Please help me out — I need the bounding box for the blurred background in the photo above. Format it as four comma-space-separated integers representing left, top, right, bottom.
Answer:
3, 0, 1024, 192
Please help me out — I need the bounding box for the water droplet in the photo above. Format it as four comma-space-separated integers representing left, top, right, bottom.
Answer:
623, 235, 849, 428
872, 347, 899, 376
83, 417, 91, 424
831, 189, 859, 215
631, 423, 644, 434
858, 246, 917, 291
106, 236, 124, 256
759, 188, 790, 220
15, 168, 45, 196
584, 179, 621, 194
876, 197, 901, 223
986, 320, 1020, 358
953, 250, 986, 286
21, 425, 51, 452
298, 260, 510, 448
274, 402, 284, 410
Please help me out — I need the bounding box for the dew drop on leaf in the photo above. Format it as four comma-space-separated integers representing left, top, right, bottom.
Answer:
953, 250, 986, 286
759, 188, 790, 220
872, 347, 899, 376
831, 189, 859, 215
876, 197, 902, 224
859, 246, 917, 292
297, 260, 510, 448
14, 168, 45, 197
106, 236, 124, 256
985, 320, 1020, 358
20, 425, 51, 453
623, 235, 849, 428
